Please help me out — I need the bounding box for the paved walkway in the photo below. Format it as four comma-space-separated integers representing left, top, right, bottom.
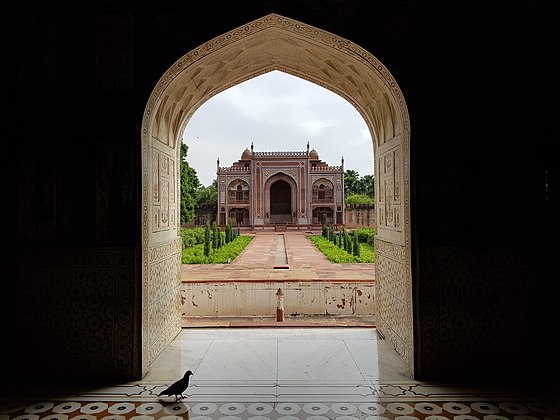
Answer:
181, 231, 375, 327
181, 231, 375, 282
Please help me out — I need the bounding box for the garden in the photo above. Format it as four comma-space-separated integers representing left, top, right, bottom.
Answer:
308, 225, 375, 263
180, 219, 253, 264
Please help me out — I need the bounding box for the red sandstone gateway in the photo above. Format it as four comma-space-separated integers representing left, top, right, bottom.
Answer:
216, 143, 345, 229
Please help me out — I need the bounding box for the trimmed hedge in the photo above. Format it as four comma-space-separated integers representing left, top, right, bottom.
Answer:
308, 235, 374, 263
182, 235, 253, 264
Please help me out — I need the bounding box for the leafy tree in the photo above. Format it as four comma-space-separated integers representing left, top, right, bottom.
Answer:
344, 169, 360, 195
345, 194, 374, 205
180, 143, 200, 223
196, 179, 218, 208
360, 174, 375, 198
344, 169, 375, 201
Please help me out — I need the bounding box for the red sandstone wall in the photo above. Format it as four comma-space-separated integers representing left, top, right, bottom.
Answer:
344, 204, 376, 228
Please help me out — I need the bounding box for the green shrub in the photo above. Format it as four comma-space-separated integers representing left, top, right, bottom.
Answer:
353, 227, 376, 245
182, 235, 253, 264
345, 194, 374, 205
308, 235, 374, 263
180, 227, 206, 248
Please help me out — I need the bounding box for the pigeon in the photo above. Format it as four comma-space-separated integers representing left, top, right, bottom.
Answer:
158, 370, 194, 401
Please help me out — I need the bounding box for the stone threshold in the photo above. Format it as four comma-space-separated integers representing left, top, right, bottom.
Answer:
182, 315, 376, 328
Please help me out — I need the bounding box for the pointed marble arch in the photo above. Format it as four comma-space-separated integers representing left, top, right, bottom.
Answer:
141, 13, 413, 376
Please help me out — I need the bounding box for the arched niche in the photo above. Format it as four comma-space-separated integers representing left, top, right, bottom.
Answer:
141, 13, 412, 376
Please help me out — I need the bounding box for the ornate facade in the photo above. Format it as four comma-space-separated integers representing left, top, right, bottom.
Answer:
216, 143, 345, 228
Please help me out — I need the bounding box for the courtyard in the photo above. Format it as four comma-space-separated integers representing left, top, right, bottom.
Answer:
181, 230, 376, 325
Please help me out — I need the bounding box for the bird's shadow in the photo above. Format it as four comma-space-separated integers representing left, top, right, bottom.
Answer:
157, 398, 190, 417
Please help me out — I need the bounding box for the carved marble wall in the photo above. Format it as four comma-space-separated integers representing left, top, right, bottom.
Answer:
18, 148, 57, 242
142, 13, 411, 375
18, 248, 136, 378
377, 145, 402, 231
375, 239, 413, 370
417, 247, 538, 379
96, 144, 135, 242
373, 129, 411, 373
143, 238, 182, 374
140, 139, 183, 376
151, 148, 177, 233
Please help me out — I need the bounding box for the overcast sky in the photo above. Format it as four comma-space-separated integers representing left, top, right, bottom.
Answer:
182, 70, 374, 187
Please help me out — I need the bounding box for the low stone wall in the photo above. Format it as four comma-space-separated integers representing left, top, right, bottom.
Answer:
181, 281, 374, 318
345, 204, 376, 228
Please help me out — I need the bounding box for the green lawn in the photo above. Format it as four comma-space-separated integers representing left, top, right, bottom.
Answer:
308, 235, 374, 263
182, 235, 253, 264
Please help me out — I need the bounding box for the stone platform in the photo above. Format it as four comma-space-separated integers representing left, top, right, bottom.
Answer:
181, 230, 375, 282
181, 231, 375, 321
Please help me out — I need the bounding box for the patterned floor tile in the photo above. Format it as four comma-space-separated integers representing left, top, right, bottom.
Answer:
2, 400, 559, 419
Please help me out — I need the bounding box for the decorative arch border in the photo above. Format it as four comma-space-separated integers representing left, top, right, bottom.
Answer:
312, 177, 335, 189
140, 13, 412, 377
264, 173, 298, 223
228, 178, 250, 191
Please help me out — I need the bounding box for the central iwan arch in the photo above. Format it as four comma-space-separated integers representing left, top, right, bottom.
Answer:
140, 13, 412, 377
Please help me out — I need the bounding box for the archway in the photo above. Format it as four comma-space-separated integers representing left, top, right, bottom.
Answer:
270, 180, 292, 223
264, 172, 298, 226
141, 13, 412, 377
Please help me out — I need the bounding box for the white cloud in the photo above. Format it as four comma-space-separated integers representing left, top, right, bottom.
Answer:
298, 119, 332, 136
183, 70, 374, 186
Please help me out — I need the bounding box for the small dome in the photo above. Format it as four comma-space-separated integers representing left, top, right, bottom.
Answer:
309, 148, 319, 159
241, 147, 252, 160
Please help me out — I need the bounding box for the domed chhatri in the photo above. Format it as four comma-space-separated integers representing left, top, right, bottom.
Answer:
309, 148, 319, 160
241, 147, 252, 160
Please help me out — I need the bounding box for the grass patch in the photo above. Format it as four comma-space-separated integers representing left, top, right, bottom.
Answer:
308, 235, 374, 263
182, 235, 253, 264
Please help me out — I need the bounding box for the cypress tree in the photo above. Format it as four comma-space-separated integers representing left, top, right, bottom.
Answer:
353, 233, 360, 257
225, 218, 233, 243
321, 214, 328, 238
213, 222, 221, 249
204, 222, 211, 257
345, 230, 352, 254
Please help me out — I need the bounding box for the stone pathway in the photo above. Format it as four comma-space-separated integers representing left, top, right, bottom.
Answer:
181, 230, 375, 327
181, 231, 375, 282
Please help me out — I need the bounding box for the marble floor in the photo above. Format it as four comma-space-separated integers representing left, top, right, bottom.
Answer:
145, 327, 413, 400
2, 327, 560, 419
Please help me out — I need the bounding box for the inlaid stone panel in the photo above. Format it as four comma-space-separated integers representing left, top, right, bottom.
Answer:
375, 239, 412, 372
18, 248, 136, 378
145, 238, 182, 370
417, 247, 538, 378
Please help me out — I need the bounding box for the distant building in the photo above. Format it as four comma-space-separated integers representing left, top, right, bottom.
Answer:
216, 143, 344, 228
